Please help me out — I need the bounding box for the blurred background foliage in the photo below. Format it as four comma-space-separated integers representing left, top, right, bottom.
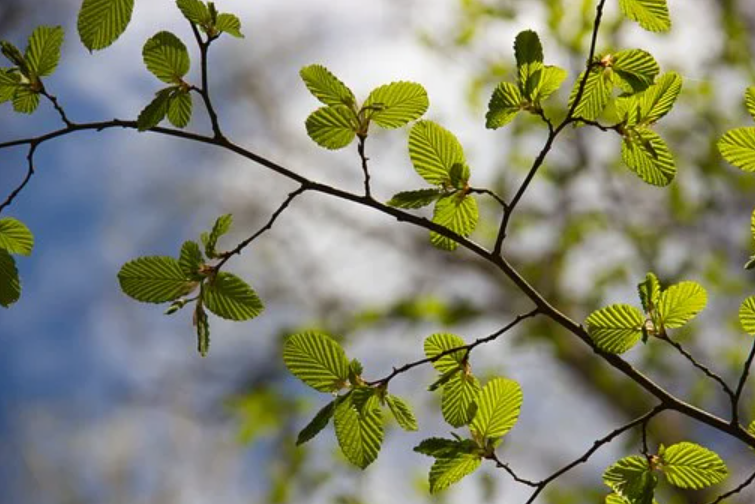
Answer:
2, 0, 755, 503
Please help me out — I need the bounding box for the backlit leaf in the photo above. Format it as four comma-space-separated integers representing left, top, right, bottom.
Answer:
569, 68, 612, 120
364, 81, 428, 129
176, 0, 211, 25
118, 256, 196, 303
167, 89, 192, 128
586, 304, 644, 354
657, 281, 706, 329
619, 0, 671, 32
305, 105, 356, 150
441, 372, 480, 427
430, 193, 478, 251
296, 400, 335, 445
603, 456, 656, 504
424, 332, 466, 373
283, 331, 349, 393
0, 249, 20, 308
0, 217, 34, 256
25, 26, 64, 78
387, 188, 444, 209
300, 64, 355, 108
408, 120, 465, 185
385, 394, 418, 431
659, 442, 728, 490
215, 13, 243, 38
12, 86, 39, 114
739, 296, 755, 335
637, 272, 660, 315
622, 127, 676, 186
486, 82, 523, 129
746, 87, 755, 123
470, 377, 523, 440
334, 394, 384, 469
77, 0, 135, 51
611, 49, 659, 93
428, 453, 482, 494
137, 88, 172, 131
718, 127, 755, 173
142, 31, 190, 84
203, 272, 264, 321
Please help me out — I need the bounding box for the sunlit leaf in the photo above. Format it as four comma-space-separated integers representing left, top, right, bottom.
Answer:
657, 281, 707, 329
385, 394, 418, 431
470, 377, 523, 440
637, 272, 660, 315
486, 82, 523, 129
387, 188, 444, 209
203, 272, 264, 321
586, 304, 644, 354
611, 49, 659, 93
12, 85, 39, 114
739, 296, 755, 335
363, 81, 428, 129
408, 120, 466, 185
296, 400, 335, 445
441, 372, 480, 427
305, 105, 356, 150
283, 331, 349, 393
718, 127, 755, 173
334, 393, 384, 469
25, 26, 64, 78
430, 194, 478, 251
300, 64, 356, 108
0, 217, 34, 256
166, 89, 192, 128
137, 88, 172, 131
621, 127, 675, 186
659, 442, 728, 490
569, 68, 612, 120
428, 453, 482, 494
424, 332, 466, 373
746, 87, 755, 123
619, 0, 671, 32
77, 0, 135, 51
215, 13, 243, 38
142, 31, 190, 84
176, 0, 211, 25
603, 456, 656, 504
118, 256, 196, 303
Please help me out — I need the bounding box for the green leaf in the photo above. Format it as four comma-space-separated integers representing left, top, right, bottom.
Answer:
142, 31, 190, 84
424, 332, 466, 373
167, 89, 192, 128
718, 127, 755, 173
137, 88, 172, 131
414, 437, 478, 458
0, 217, 34, 256
348, 358, 364, 380
428, 453, 482, 494
300, 64, 356, 108
441, 372, 481, 428
514, 30, 543, 99
25, 26, 64, 78
195, 301, 210, 356
176, 0, 211, 25
569, 68, 612, 120
611, 49, 659, 93
334, 394, 384, 469
282, 331, 349, 393
118, 256, 197, 303
746, 87, 755, 123
363, 81, 428, 129
0, 249, 20, 308
449, 163, 470, 189
486, 82, 523, 129
470, 377, 523, 440
77, 0, 135, 51
657, 281, 707, 329
659, 442, 728, 489
637, 272, 660, 315
0, 69, 21, 103
385, 394, 418, 431
204, 213, 232, 258
621, 127, 676, 186
1, 41, 28, 72
12, 86, 39, 114
387, 189, 444, 209
430, 194, 478, 251
532, 66, 567, 102
215, 13, 243, 38
603, 456, 656, 504
637, 72, 682, 124
408, 120, 465, 185
203, 272, 264, 321
296, 400, 335, 446
739, 296, 755, 335
586, 304, 645, 354
178, 241, 203, 279
305, 105, 356, 150
619, 0, 671, 32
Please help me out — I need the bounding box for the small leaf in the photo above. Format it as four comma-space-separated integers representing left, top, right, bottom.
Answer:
449, 163, 470, 190
746, 87, 755, 123
430, 193, 478, 251
0, 41, 28, 72
569, 68, 612, 120
203, 272, 264, 321
619, 0, 671, 32
0, 217, 34, 256
118, 256, 196, 303
296, 400, 335, 445
611, 49, 659, 93
603, 456, 656, 504
25, 26, 65, 78
486, 82, 523, 129
137, 88, 172, 131
414, 437, 478, 458
660, 442, 728, 489
77, 0, 135, 51
739, 296, 755, 335
176, 0, 211, 25
166, 89, 193, 128
586, 304, 645, 354
300, 64, 356, 108
513, 30, 543, 99
142, 31, 190, 84
637, 272, 660, 315
0, 69, 21, 103
424, 333, 466, 373
363, 81, 428, 129
441, 372, 481, 428
305, 105, 356, 150
387, 188, 444, 209
718, 127, 755, 173
532, 66, 567, 102
12, 86, 39, 114
195, 301, 210, 356
0, 249, 20, 308
637, 72, 682, 124
205, 213, 232, 258
178, 241, 203, 278
215, 13, 243, 38
334, 394, 384, 469
622, 127, 676, 186
348, 358, 364, 379
657, 281, 707, 330
282, 331, 350, 393
408, 120, 465, 185
428, 453, 482, 494
385, 394, 418, 431
470, 377, 523, 440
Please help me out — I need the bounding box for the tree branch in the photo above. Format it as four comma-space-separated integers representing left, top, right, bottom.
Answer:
658, 333, 735, 399
190, 23, 224, 140
357, 135, 372, 199
0, 144, 37, 215
732, 339, 755, 425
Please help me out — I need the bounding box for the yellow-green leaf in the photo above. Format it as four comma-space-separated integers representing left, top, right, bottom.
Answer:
0, 217, 34, 256
470, 377, 523, 440
203, 272, 264, 321
363, 81, 428, 129
0, 249, 20, 308
25, 26, 65, 78
718, 127, 755, 173
117, 256, 196, 303
305, 105, 356, 150
586, 304, 644, 354
430, 194, 478, 251
77, 0, 135, 51
283, 331, 349, 393
657, 281, 707, 329
142, 31, 190, 84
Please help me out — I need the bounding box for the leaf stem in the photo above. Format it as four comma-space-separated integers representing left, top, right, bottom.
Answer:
357, 135, 372, 199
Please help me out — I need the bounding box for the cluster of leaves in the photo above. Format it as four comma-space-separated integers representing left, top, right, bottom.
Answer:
0, 218, 34, 307
602, 441, 728, 503
117, 214, 263, 356
586, 272, 707, 354
0, 26, 64, 113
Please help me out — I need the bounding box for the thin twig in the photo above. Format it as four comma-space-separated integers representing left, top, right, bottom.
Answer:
706, 468, 755, 504
0, 144, 37, 215
357, 135, 372, 199
40, 87, 73, 127
190, 23, 224, 140
658, 333, 735, 399
468, 187, 508, 210
488, 452, 538, 487
732, 339, 755, 425
571, 117, 621, 133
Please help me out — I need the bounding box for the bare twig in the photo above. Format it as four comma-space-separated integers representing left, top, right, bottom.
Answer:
488, 452, 538, 487
40, 87, 73, 127
468, 187, 508, 210
706, 468, 755, 504
0, 144, 37, 215
732, 339, 755, 425
190, 23, 224, 140
658, 333, 735, 399
357, 135, 372, 199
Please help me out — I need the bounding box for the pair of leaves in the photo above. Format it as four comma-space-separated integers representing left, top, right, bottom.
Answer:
603, 442, 727, 504
586, 272, 707, 354
0, 218, 34, 308
282, 331, 418, 468
137, 32, 193, 130
176, 0, 244, 38
718, 87, 755, 173
486, 30, 567, 129
301, 64, 428, 149
388, 121, 479, 251
0, 26, 64, 114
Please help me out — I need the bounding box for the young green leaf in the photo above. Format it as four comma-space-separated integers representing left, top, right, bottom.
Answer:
203, 272, 264, 321
637, 272, 661, 315
282, 331, 350, 393
25, 26, 65, 78
178, 240, 203, 279
142, 31, 190, 84
637, 72, 682, 125
441, 372, 481, 428
137, 88, 173, 131
619, 0, 671, 32
12, 86, 39, 114
430, 194, 478, 251
118, 256, 197, 303
586, 304, 645, 354
448, 163, 470, 190
739, 296, 755, 335
657, 281, 707, 329
195, 301, 210, 356
414, 437, 478, 458
470, 378, 523, 440
428, 452, 482, 494
0, 249, 20, 308
569, 68, 612, 120
0, 69, 21, 103
215, 13, 244, 38
532, 66, 567, 102
204, 213, 232, 258
514, 30, 544, 99
603, 456, 656, 504
363, 81, 428, 129
77, 0, 135, 51
176, 0, 211, 25
659, 442, 728, 489
424, 333, 467, 373
746, 87, 755, 123
0, 217, 34, 256
166, 89, 193, 128
486, 82, 523, 129
334, 394, 384, 469
718, 127, 755, 173
300, 64, 356, 108
611, 49, 659, 93
1, 41, 28, 73
296, 400, 336, 445
621, 127, 676, 186
305, 105, 356, 150
408, 120, 466, 185
385, 394, 418, 431
387, 189, 444, 209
